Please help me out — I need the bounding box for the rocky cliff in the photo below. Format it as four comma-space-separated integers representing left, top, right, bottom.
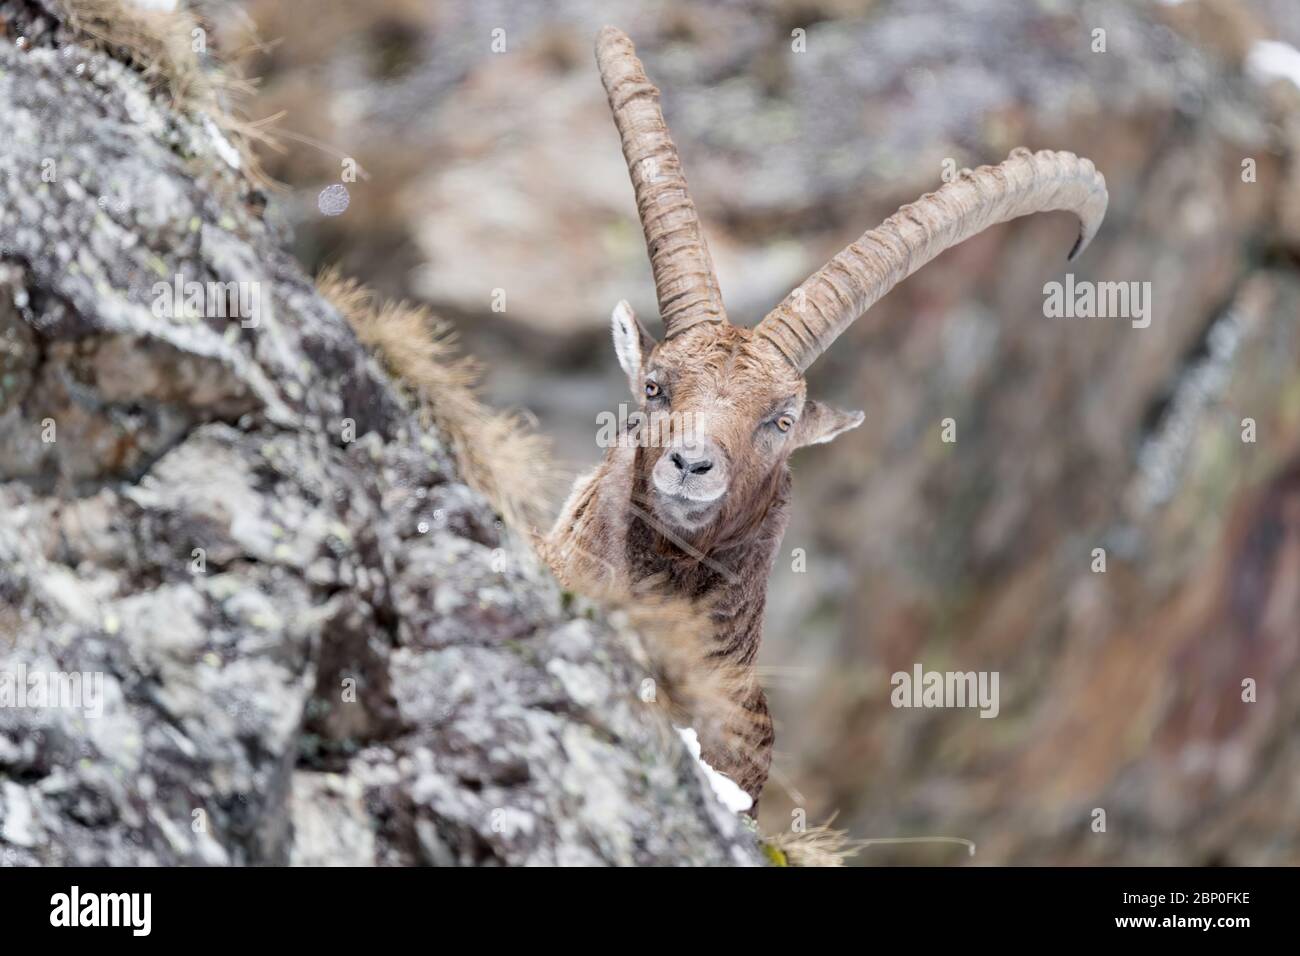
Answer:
0, 0, 761, 866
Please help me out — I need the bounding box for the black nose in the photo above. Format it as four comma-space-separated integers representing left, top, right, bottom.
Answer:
670, 451, 713, 475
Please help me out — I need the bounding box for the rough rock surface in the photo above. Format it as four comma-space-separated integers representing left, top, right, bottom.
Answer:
0, 1, 760, 866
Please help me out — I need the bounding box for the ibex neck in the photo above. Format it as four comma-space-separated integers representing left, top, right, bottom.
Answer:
624, 466, 790, 667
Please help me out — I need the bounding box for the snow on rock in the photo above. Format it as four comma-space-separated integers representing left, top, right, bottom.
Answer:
676, 727, 754, 815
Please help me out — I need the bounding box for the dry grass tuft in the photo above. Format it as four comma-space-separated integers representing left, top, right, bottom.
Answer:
63, 0, 214, 104
317, 267, 555, 534
766, 818, 861, 867
60, 0, 274, 182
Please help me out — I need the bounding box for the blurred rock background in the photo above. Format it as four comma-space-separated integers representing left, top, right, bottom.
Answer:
204, 0, 1299, 863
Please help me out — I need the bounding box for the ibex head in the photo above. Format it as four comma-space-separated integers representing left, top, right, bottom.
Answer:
597, 26, 1107, 538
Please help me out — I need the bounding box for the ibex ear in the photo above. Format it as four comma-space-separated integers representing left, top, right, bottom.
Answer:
610, 300, 657, 395
792, 400, 864, 449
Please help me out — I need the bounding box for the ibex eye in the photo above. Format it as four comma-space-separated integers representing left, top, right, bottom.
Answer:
645, 381, 661, 398
776, 415, 794, 432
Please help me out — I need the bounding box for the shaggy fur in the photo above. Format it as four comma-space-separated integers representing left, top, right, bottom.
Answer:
317, 268, 554, 535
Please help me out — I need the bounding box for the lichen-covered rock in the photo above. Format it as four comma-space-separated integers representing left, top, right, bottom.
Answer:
0, 1, 760, 866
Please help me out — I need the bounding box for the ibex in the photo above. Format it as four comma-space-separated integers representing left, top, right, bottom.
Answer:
547, 26, 1108, 809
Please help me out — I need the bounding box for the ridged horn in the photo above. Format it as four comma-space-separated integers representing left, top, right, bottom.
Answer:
756, 148, 1108, 370
596, 25, 727, 337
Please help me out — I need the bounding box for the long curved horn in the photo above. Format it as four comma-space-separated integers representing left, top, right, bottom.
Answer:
756, 148, 1108, 371
596, 26, 727, 337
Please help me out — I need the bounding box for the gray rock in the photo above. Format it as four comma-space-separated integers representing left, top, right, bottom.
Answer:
0, 2, 760, 867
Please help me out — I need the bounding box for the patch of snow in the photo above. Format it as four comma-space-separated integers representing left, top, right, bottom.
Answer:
676, 726, 753, 814
1246, 40, 1300, 91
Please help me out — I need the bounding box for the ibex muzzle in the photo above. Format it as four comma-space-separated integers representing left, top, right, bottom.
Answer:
656, 432, 724, 494
652, 449, 725, 528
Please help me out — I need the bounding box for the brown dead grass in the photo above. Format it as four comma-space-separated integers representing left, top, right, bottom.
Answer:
766, 818, 861, 867
317, 267, 555, 535
60, 0, 275, 183
63, 0, 215, 104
